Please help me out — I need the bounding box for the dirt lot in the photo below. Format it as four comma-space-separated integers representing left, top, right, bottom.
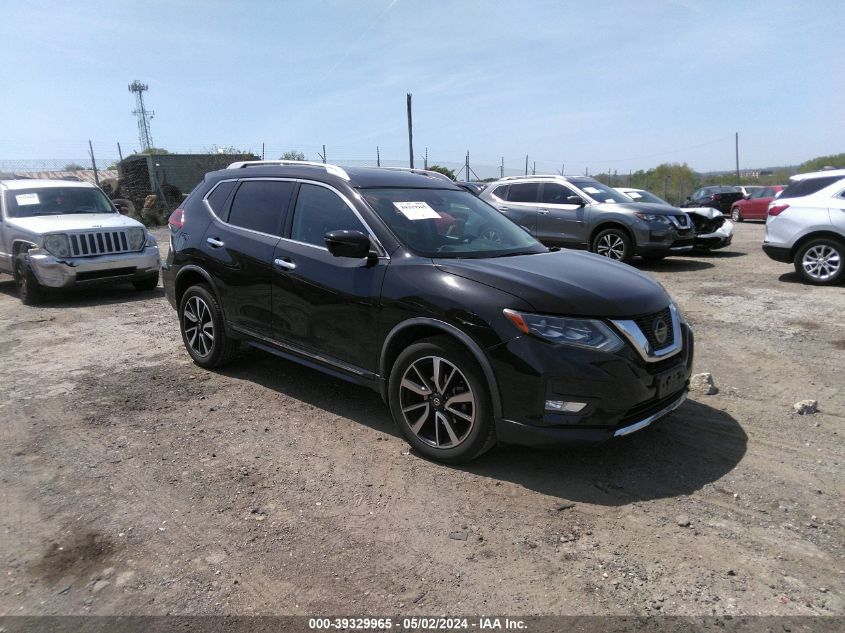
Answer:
0, 222, 843, 617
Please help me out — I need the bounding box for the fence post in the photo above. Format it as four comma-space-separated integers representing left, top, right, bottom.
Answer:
88, 140, 99, 187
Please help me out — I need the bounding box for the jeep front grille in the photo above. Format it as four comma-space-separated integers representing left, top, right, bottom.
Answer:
69, 231, 131, 257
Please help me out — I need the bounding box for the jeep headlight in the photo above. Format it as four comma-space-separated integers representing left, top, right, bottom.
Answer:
634, 212, 671, 224
504, 309, 624, 352
43, 234, 70, 257
128, 227, 146, 251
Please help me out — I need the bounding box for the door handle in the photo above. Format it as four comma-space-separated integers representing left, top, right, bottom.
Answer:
498, 206, 509, 211
274, 257, 296, 271
538, 208, 550, 215
206, 237, 224, 248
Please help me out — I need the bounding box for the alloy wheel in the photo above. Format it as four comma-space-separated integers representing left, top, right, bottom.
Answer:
183, 296, 215, 357
399, 355, 476, 449
802, 245, 841, 281
596, 233, 626, 259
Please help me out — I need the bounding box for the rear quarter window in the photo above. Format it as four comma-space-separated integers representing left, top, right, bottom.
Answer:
205, 180, 237, 217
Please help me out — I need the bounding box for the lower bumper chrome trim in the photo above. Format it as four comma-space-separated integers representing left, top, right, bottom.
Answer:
613, 392, 687, 437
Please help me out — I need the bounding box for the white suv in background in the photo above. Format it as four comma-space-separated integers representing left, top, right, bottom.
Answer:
762, 169, 845, 285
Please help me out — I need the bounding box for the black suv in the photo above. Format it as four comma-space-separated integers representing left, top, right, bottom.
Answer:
162, 161, 694, 463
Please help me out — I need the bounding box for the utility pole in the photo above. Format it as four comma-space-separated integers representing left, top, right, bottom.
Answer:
532, 161, 536, 175
318, 144, 327, 164
525, 154, 528, 176
466, 151, 470, 181
377, 146, 380, 167
261, 142, 265, 160
561, 162, 565, 176
406, 93, 414, 169
500, 156, 504, 179
424, 147, 428, 170
735, 132, 740, 184
88, 140, 99, 187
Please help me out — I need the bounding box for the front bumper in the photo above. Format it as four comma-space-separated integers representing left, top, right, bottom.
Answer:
633, 224, 696, 256
27, 245, 161, 288
489, 323, 695, 446
694, 220, 734, 250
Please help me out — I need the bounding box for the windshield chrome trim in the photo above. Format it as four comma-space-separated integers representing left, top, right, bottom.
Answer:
611, 303, 683, 363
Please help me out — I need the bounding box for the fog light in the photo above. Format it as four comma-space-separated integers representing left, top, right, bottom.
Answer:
545, 400, 587, 413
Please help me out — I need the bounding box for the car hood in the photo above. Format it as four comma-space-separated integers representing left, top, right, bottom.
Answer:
606, 201, 685, 215
434, 250, 669, 318
7, 213, 143, 233
684, 206, 724, 219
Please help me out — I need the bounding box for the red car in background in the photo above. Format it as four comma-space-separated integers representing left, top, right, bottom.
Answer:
730, 185, 785, 222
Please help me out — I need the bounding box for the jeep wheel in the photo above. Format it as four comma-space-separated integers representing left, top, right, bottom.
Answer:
14, 254, 43, 305
389, 336, 495, 463
178, 284, 239, 368
794, 237, 844, 285
592, 228, 632, 262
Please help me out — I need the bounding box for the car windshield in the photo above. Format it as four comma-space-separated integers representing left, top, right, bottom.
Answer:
361, 188, 546, 258
623, 190, 671, 206
5, 186, 115, 218
570, 179, 633, 204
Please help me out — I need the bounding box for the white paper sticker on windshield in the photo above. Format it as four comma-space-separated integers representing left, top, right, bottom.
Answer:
582, 186, 601, 194
628, 192, 642, 199
15, 193, 40, 206
393, 201, 441, 220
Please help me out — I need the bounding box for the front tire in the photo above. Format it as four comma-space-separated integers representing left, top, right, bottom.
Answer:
14, 254, 43, 305
389, 336, 495, 463
794, 237, 844, 285
731, 207, 742, 222
592, 228, 633, 262
178, 284, 239, 368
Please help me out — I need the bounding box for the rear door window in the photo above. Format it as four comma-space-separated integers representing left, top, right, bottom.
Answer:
780, 175, 844, 199
507, 183, 541, 203
227, 180, 295, 236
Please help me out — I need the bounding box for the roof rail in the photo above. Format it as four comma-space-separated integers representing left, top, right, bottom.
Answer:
498, 174, 572, 181
226, 160, 349, 181
376, 167, 455, 183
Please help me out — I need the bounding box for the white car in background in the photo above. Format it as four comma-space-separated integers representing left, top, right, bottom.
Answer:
0, 179, 160, 304
615, 187, 734, 251
762, 169, 845, 285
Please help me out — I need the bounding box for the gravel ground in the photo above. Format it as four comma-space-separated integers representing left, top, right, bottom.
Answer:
0, 222, 842, 616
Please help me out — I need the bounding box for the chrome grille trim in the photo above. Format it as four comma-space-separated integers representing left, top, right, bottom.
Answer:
68, 230, 133, 257
611, 303, 683, 363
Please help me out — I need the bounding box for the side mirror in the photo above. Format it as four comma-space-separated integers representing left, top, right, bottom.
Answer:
685, 196, 692, 202
324, 230, 372, 259
566, 195, 585, 206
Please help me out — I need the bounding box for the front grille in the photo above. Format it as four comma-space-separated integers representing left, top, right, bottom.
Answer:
633, 306, 674, 351
69, 231, 132, 257
617, 388, 685, 428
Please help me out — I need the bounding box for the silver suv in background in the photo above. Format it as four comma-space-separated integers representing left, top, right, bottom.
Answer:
0, 179, 161, 304
762, 169, 845, 285
479, 175, 694, 261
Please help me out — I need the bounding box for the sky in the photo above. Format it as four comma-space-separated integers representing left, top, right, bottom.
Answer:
1, 0, 843, 177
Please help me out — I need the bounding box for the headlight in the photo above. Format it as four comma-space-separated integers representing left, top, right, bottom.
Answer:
634, 212, 671, 224
128, 227, 146, 251
504, 309, 624, 352
43, 234, 70, 257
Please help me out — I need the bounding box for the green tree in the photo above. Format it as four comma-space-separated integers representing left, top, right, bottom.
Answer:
139, 147, 170, 155
280, 150, 306, 161
798, 153, 845, 172
427, 165, 456, 180
64, 162, 85, 171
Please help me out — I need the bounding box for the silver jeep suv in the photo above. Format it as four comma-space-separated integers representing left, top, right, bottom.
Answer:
479, 175, 694, 261
0, 179, 160, 304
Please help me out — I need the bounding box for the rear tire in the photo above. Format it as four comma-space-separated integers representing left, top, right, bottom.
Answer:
389, 336, 495, 463
731, 207, 742, 222
794, 237, 844, 285
14, 254, 43, 305
592, 228, 633, 262
178, 284, 240, 368
132, 272, 159, 291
